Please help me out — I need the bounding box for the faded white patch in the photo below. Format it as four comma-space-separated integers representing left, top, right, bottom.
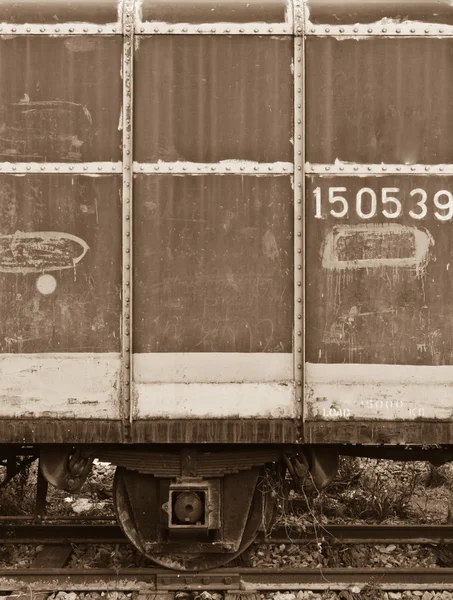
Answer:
321, 223, 434, 275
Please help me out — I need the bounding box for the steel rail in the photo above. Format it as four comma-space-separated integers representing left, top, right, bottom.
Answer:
2, 567, 453, 592
2, 523, 453, 544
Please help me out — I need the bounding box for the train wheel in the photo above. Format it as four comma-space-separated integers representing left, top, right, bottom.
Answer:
113, 466, 277, 571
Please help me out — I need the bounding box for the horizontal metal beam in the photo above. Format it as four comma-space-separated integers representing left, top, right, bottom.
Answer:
134, 162, 293, 174
135, 22, 292, 35
306, 163, 453, 175
306, 22, 453, 37
0, 23, 122, 34
0, 162, 121, 174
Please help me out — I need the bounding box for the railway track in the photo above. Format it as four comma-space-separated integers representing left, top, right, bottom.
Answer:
1, 522, 453, 595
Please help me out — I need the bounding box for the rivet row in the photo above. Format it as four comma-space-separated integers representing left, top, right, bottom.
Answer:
137, 22, 290, 35
307, 163, 453, 175
0, 23, 122, 34
133, 162, 293, 174
307, 22, 453, 36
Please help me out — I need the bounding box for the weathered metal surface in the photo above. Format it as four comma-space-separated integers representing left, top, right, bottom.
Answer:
306, 0, 453, 26
133, 162, 293, 174
306, 38, 453, 165
0, 420, 123, 443
0, 175, 121, 353
0, 163, 121, 173
307, 163, 453, 175
133, 175, 293, 353
138, 0, 290, 24
0, 36, 122, 162
134, 36, 293, 163
0, 0, 121, 24
131, 419, 298, 444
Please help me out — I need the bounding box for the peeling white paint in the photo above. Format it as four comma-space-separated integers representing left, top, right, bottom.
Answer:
306, 362, 453, 421
135, 382, 296, 419
306, 18, 453, 37
134, 352, 293, 384
0, 353, 121, 418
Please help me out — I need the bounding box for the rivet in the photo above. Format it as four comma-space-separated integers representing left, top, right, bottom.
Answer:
69, 28, 74, 33
154, 28, 160, 32
226, 166, 231, 171
339, 28, 344, 33
297, 331, 302, 336
339, 166, 344, 171
55, 27, 60, 32
298, 248, 302, 253
12, 166, 16, 171
254, 166, 259, 171
83, 166, 88, 171
298, 364, 302, 370
168, 28, 174, 33
297, 265, 301, 270
368, 28, 372, 33
297, 381, 302, 386
183, 28, 188, 32
268, 166, 273, 171
297, 298, 302, 302
97, 28, 102, 33
211, 166, 216, 171
239, 28, 245, 33
353, 27, 358, 33
11, 27, 17, 32
354, 166, 359, 171
411, 166, 416, 171
154, 165, 159, 171
382, 28, 387, 33
440, 166, 444, 172
325, 27, 330, 33
112, 27, 117, 32
396, 28, 401, 33
211, 28, 216, 33
26, 28, 31, 32
425, 29, 430, 34
140, 165, 144, 171
225, 28, 231, 33
425, 166, 430, 172
83, 28, 88, 33
297, 282, 301, 286
325, 166, 330, 171
311, 28, 316, 33
98, 166, 102, 171
26, 166, 31, 171
112, 165, 116, 171
311, 166, 315, 171
40, 166, 45, 171
240, 166, 245, 171
440, 28, 444, 33
382, 166, 387, 171
169, 166, 173, 171
268, 28, 273, 33
396, 166, 401, 171
254, 28, 259, 33
298, 26, 303, 32
141, 27, 145, 33
182, 166, 187, 171
368, 166, 372, 171
197, 28, 203, 33
411, 28, 416, 33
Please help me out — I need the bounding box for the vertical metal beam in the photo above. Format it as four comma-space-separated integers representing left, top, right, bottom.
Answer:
122, 0, 134, 434
294, 1, 304, 437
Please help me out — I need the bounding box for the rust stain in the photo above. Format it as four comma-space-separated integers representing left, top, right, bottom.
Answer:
0, 231, 89, 273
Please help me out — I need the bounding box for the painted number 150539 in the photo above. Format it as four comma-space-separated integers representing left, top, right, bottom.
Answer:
313, 187, 453, 221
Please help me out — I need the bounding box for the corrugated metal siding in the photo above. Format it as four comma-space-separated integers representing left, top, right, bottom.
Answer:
306, 38, 453, 164
0, 0, 120, 24
0, 37, 122, 162
306, 0, 453, 25
133, 175, 293, 353
140, 0, 289, 23
0, 175, 121, 353
134, 35, 293, 163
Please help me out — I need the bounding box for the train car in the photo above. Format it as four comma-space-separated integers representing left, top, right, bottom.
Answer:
1, 0, 453, 571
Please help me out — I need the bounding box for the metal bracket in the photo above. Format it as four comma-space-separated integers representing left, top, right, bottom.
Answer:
0, 23, 122, 35
0, 162, 121, 174
135, 23, 291, 35
134, 162, 293, 174
156, 573, 240, 590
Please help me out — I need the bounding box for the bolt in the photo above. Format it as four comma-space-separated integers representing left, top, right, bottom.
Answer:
224, 577, 232, 585
163, 578, 170, 585
203, 577, 211, 585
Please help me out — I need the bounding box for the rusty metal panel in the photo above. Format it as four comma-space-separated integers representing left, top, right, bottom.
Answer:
0, 1, 120, 24
0, 174, 121, 353
133, 175, 293, 353
134, 36, 293, 163
306, 0, 453, 25
306, 174, 453, 366
306, 38, 453, 165
0, 36, 122, 162
139, 0, 289, 24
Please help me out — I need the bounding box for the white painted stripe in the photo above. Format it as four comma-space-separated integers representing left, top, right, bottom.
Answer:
134, 353, 293, 384
0, 23, 122, 35
135, 23, 292, 35
0, 162, 122, 174
135, 382, 296, 418
0, 353, 121, 419
134, 161, 293, 174
306, 22, 453, 37
306, 162, 453, 175
306, 363, 453, 420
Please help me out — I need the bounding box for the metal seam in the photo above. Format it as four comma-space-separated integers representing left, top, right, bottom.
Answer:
0, 23, 122, 34
0, 162, 121, 174
122, 1, 134, 429
294, 27, 304, 431
305, 22, 453, 37
133, 162, 293, 174
306, 163, 453, 175
135, 23, 291, 35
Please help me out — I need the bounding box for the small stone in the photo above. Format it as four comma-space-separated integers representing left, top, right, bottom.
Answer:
388, 593, 402, 600
422, 593, 434, 600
